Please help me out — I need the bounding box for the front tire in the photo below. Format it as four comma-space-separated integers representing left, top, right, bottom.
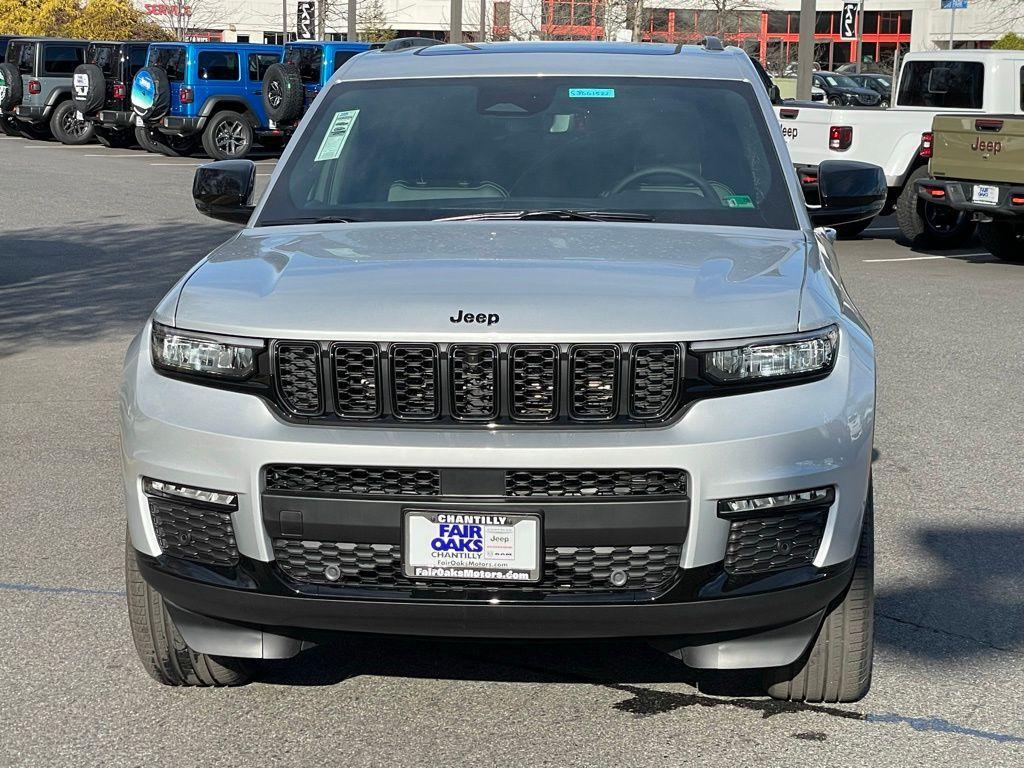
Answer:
762, 484, 874, 703
125, 535, 251, 686
201, 110, 254, 160
977, 221, 1024, 262
896, 166, 974, 247
50, 100, 95, 145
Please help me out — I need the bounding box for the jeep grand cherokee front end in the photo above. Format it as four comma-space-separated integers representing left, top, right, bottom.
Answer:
121, 41, 884, 702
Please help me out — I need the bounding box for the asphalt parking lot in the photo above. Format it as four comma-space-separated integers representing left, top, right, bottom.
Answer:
1, 134, 1023, 768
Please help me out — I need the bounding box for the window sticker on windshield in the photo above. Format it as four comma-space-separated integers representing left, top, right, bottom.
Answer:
568, 88, 615, 99
314, 109, 359, 162
724, 195, 755, 209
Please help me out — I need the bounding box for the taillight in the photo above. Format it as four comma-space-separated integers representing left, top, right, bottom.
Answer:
829, 125, 853, 151
920, 132, 933, 159
180, 86, 193, 104
113, 82, 126, 100
975, 119, 1004, 132
801, 173, 818, 185
1011, 195, 1024, 207
28, 79, 41, 95
923, 185, 946, 199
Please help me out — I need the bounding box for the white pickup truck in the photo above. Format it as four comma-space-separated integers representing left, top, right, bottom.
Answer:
776, 50, 1024, 242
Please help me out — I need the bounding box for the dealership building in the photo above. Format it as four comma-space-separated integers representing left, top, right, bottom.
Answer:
137, 0, 1023, 69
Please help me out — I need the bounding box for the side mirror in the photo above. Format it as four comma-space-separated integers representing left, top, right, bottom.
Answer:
808, 159, 887, 228
193, 160, 256, 224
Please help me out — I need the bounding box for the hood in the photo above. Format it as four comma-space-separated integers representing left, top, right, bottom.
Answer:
171, 221, 810, 342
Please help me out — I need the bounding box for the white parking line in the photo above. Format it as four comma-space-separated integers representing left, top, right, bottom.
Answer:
149, 162, 203, 166
83, 153, 147, 158
863, 255, 948, 263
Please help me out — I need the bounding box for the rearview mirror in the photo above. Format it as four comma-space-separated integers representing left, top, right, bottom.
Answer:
808, 159, 887, 228
193, 160, 256, 224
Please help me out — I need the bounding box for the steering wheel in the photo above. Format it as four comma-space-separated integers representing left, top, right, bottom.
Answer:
608, 165, 721, 203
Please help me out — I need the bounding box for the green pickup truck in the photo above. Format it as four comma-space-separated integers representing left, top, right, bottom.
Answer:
917, 115, 1023, 261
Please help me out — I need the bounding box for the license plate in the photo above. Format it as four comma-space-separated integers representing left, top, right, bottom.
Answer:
403, 510, 542, 582
973, 184, 1000, 205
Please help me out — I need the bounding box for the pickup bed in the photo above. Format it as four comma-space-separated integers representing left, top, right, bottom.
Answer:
917, 114, 1024, 262
777, 50, 1024, 245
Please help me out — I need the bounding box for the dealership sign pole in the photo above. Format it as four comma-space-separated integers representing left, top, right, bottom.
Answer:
942, 0, 968, 50
796, 0, 816, 101
840, 2, 859, 71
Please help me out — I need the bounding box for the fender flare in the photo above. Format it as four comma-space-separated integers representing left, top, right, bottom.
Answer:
197, 95, 260, 130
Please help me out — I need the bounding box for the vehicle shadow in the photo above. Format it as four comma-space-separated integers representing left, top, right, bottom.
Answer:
0, 221, 236, 359
252, 523, 1023, 691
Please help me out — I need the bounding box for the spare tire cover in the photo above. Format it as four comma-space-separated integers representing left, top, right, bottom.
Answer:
0, 62, 24, 111
262, 62, 304, 123
73, 63, 106, 115
131, 66, 170, 122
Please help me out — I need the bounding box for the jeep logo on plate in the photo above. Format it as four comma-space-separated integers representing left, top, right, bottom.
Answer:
450, 310, 500, 326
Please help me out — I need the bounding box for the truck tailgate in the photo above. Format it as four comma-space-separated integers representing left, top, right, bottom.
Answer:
931, 115, 1024, 185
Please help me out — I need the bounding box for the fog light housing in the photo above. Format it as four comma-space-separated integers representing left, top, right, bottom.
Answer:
143, 477, 238, 509
718, 487, 833, 517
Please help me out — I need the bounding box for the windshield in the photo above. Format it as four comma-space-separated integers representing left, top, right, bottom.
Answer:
257, 76, 797, 230
824, 74, 858, 88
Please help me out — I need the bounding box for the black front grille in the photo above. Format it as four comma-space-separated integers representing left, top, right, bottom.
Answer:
270, 341, 684, 427
510, 345, 558, 420
274, 342, 323, 415
273, 539, 681, 593
450, 345, 498, 420
265, 464, 442, 496
570, 346, 618, 419
332, 344, 380, 417
724, 509, 826, 575
149, 499, 238, 566
391, 344, 440, 418
505, 469, 687, 498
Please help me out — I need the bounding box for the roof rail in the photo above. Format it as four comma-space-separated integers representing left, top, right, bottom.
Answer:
701, 36, 724, 51
380, 37, 443, 52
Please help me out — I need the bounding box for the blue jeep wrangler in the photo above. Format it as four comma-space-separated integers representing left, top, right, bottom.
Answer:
261, 41, 373, 133
131, 42, 282, 159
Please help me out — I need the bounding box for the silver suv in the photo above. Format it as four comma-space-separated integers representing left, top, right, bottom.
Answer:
121, 41, 885, 702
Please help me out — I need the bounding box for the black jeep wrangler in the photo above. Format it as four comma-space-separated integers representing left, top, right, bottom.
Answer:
0, 35, 19, 136
0, 37, 91, 142
72, 41, 153, 148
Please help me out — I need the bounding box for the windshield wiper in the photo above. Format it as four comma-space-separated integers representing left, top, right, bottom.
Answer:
259, 215, 361, 226
434, 209, 655, 223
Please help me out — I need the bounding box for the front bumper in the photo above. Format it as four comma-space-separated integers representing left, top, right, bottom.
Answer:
917, 178, 1024, 220
121, 320, 874, 657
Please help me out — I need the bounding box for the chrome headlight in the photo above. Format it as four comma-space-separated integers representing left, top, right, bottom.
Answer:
695, 325, 839, 384
150, 322, 262, 380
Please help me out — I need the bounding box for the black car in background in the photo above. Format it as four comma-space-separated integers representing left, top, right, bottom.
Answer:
849, 73, 893, 108
0, 35, 20, 136
72, 40, 152, 147
812, 71, 881, 107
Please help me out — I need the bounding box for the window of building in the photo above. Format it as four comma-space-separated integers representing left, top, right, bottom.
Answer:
43, 45, 83, 75
198, 50, 239, 80
237, 35, 250, 43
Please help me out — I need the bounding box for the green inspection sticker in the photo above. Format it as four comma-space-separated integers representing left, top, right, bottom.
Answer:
569, 88, 615, 98
724, 195, 755, 209
314, 109, 359, 162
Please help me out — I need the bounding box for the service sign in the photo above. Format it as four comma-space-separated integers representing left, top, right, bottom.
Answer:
403, 510, 542, 583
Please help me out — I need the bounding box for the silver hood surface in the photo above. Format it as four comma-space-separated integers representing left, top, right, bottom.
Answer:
170, 221, 811, 341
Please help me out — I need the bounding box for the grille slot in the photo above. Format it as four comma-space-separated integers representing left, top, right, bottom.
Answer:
332, 344, 380, 417
265, 465, 442, 496
569, 346, 618, 420
510, 345, 558, 421
149, 499, 238, 566
450, 345, 498, 420
630, 345, 680, 418
724, 508, 826, 575
273, 539, 681, 593
505, 469, 686, 498
274, 342, 323, 415
391, 344, 440, 418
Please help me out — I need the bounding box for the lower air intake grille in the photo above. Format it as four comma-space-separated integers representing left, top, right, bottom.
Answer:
724, 508, 826, 575
273, 540, 681, 593
149, 499, 238, 566
265, 465, 442, 496
505, 469, 686, 498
